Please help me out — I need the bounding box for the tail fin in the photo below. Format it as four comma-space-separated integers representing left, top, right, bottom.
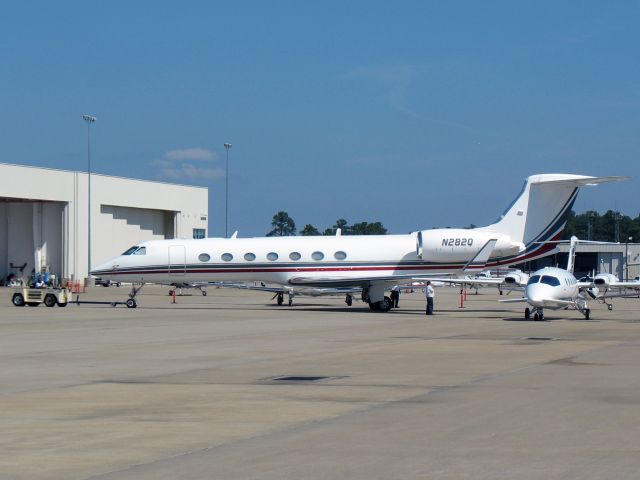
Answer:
482, 174, 624, 248
566, 236, 578, 274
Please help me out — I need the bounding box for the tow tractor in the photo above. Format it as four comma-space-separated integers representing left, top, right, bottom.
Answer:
11, 287, 72, 307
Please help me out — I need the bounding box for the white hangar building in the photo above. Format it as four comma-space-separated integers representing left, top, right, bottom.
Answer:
0, 162, 208, 286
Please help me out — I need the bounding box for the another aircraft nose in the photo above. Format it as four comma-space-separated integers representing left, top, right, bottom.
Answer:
526, 284, 549, 307
90, 259, 119, 277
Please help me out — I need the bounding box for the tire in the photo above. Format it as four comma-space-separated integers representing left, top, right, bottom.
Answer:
607, 304, 613, 311
533, 312, 539, 321
202, 290, 207, 296
277, 294, 283, 306
585, 309, 591, 320
373, 297, 392, 312
126, 298, 137, 309
12, 293, 25, 307
26, 302, 40, 307
44, 295, 57, 308
539, 313, 544, 321
524, 307, 530, 319
346, 295, 353, 307
58, 302, 68, 307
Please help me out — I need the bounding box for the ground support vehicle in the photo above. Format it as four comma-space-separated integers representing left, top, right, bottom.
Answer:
11, 288, 72, 307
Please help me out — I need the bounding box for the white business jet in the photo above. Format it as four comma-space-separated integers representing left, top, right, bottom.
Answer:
499, 236, 637, 320
91, 174, 622, 310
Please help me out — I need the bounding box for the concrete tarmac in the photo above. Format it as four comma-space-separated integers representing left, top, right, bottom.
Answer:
1, 285, 640, 479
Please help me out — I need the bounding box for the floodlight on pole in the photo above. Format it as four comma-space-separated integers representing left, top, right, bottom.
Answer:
224, 143, 233, 238
83, 114, 97, 283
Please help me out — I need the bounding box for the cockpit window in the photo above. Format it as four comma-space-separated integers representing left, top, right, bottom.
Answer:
122, 246, 139, 255
527, 275, 540, 285
132, 247, 147, 255
540, 275, 560, 287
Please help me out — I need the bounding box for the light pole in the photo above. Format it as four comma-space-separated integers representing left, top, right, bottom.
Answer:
224, 142, 232, 238
83, 114, 97, 283
626, 236, 633, 281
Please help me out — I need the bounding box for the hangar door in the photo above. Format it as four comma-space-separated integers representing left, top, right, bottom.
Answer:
168, 245, 186, 276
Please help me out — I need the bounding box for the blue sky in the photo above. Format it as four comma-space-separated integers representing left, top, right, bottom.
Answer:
1, 1, 638, 237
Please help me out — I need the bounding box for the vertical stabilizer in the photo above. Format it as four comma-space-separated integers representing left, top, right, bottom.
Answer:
481, 174, 624, 249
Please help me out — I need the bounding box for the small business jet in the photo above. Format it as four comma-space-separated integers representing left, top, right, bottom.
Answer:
500, 237, 639, 320
91, 174, 623, 310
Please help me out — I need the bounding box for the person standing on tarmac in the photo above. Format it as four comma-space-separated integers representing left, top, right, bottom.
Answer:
425, 281, 435, 315
391, 285, 401, 308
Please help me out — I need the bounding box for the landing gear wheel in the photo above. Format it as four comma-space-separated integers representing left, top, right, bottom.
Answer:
126, 298, 137, 309
525, 307, 530, 319
12, 293, 25, 307
201, 290, 207, 296
372, 296, 392, 312
288, 296, 293, 307
539, 313, 544, 321
368, 301, 376, 311
585, 308, 591, 320
607, 304, 613, 311
346, 295, 353, 307
277, 293, 284, 306
44, 295, 57, 308
533, 312, 539, 321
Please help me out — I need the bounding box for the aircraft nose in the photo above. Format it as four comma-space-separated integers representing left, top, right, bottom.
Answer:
90, 259, 119, 277
526, 284, 549, 307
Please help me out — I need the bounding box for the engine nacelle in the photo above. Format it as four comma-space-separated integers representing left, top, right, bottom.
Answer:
504, 270, 529, 286
593, 273, 618, 288
416, 229, 520, 263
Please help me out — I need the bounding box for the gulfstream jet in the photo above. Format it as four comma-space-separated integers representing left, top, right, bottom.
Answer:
91, 174, 623, 310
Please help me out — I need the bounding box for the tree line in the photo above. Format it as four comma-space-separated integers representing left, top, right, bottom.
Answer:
266, 211, 387, 236
265, 209, 639, 241
564, 210, 640, 242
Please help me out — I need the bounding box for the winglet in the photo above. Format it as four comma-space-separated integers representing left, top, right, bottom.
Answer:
462, 239, 498, 273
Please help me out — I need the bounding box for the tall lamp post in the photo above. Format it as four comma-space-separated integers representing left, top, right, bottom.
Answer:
626, 236, 633, 281
83, 114, 97, 283
224, 142, 232, 238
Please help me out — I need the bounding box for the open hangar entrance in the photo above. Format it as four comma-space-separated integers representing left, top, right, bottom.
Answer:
0, 198, 66, 286
0, 163, 209, 285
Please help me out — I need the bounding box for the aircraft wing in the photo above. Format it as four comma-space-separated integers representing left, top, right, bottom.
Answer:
499, 297, 529, 303
288, 276, 409, 288
425, 277, 505, 286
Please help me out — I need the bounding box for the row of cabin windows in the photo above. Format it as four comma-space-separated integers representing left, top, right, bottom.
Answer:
197, 251, 348, 263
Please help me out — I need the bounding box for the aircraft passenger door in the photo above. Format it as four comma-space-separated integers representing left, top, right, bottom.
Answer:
168, 245, 186, 276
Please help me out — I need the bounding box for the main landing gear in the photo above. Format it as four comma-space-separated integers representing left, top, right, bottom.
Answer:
345, 294, 353, 307
275, 291, 294, 307
368, 296, 392, 312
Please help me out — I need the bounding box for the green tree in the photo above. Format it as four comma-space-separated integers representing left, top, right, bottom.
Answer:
350, 221, 387, 235
266, 211, 296, 236
300, 224, 320, 236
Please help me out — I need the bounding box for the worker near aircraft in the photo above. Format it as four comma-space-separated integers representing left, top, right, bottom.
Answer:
391, 285, 401, 308
425, 281, 435, 315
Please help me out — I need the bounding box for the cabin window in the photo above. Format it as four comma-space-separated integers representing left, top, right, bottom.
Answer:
221, 253, 233, 262
540, 275, 561, 287
267, 252, 279, 261
289, 252, 301, 261
311, 251, 324, 261
122, 246, 139, 255
527, 275, 540, 285
244, 253, 256, 262
334, 251, 347, 260
132, 247, 146, 255
198, 253, 210, 262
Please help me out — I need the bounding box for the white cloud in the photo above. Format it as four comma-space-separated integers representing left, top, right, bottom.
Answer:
151, 148, 224, 182
164, 147, 217, 162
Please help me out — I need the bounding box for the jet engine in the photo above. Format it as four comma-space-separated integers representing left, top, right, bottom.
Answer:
593, 273, 618, 289
504, 270, 530, 286
416, 229, 521, 263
